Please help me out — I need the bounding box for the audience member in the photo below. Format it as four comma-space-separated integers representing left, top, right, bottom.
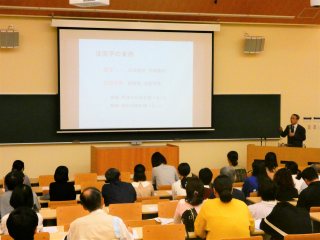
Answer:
260, 202, 312, 239
285, 161, 304, 193
227, 151, 247, 182
172, 163, 190, 199
67, 187, 133, 240
265, 152, 278, 179
0, 171, 40, 218
198, 168, 214, 199
1, 184, 43, 234
220, 166, 246, 202
242, 161, 268, 197
7, 207, 38, 240
12, 160, 31, 187
297, 167, 320, 211
248, 178, 277, 220
102, 168, 136, 206
131, 164, 154, 198
195, 175, 254, 240
274, 168, 298, 201
299, 163, 320, 193
151, 152, 179, 189
173, 177, 204, 223
49, 166, 76, 201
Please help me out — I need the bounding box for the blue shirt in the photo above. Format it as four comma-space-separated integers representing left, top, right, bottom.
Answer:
242, 176, 258, 197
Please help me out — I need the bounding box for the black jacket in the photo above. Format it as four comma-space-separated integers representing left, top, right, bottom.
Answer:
297, 181, 320, 211
49, 182, 76, 201
280, 124, 306, 147
102, 181, 136, 206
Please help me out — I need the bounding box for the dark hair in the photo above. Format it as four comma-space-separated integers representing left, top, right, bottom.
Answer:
80, 187, 102, 212
133, 164, 146, 182
198, 168, 213, 185
213, 175, 233, 203
265, 152, 278, 172
220, 166, 236, 184
151, 152, 167, 167
292, 114, 300, 120
12, 160, 24, 172
105, 168, 120, 183
178, 163, 191, 189
185, 177, 204, 206
227, 151, 238, 167
7, 207, 38, 240
274, 168, 295, 191
54, 166, 69, 183
10, 184, 34, 209
300, 167, 318, 181
5, 171, 24, 191
258, 178, 277, 201
252, 161, 267, 177
285, 161, 300, 175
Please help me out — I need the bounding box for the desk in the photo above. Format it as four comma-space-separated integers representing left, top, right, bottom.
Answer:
33, 185, 81, 195
246, 197, 297, 206
154, 190, 172, 198
310, 212, 320, 222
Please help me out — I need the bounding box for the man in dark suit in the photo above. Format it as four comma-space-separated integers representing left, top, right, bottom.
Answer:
279, 114, 306, 147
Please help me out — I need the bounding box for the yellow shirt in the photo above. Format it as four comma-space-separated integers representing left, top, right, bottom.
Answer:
194, 198, 254, 240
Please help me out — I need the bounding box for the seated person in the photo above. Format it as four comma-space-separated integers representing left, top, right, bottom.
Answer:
260, 202, 312, 239
227, 151, 247, 182
298, 163, 320, 193
172, 163, 190, 199
274, 168, 298, 202
297, 167, 320, 211
285, 161, 304, 193
220, 166, 246, 202
151, 152, 179, 189
7, 207, 38, 240
198, 168, 214, 199
195, 175, 254, 240
173, 177, 204, 223
12, 160, 31, 187
49, 166, 76, 201
102, 168, 136, 206
1, 184, 43, 234
265, 152, 278, 180
0, 171, 40, 218
67, 187, 133, 240
131, 164, 154, 198
248, 178, 277, 220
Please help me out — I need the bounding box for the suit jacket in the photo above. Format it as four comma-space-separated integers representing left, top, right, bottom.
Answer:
49, 182, 76, 201
297, 181, 320, 211
280, 124, 306, 147
102, 181, 136, 206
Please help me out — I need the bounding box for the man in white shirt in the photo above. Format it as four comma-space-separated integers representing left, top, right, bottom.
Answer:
67, 187, 133, 240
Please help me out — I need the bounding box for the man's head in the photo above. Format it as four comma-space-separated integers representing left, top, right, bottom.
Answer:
227, 151, 238, 167
105, 168, 120, 183
300, 167, 319, 185
151, 152, 167, 167
198, 168, 213, 186
7, 207, 38, 240
80, 187, 103, 212
5, 171, 24, 191
220, 166, 236, 184
290, 114, 300, 125
12, 160, 24, 172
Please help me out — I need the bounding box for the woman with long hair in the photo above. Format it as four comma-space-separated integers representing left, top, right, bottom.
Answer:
274, 168, 298, 201
131, 164, 154, 197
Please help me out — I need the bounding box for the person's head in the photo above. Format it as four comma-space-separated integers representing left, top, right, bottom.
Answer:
151, 152, 167, 167
290, 114, 300, 125
80, 187, 103, 212
310, 163, 320, 174
185, 177, 204, 206
178, 163, 191, 189
300, 167, 319, 185
5, 171, 24, 191
12, 160, 24, 172
105, 168, 120, 183
258, 178, 277, 201
285, 161, 300, 175
213, 175, 233, 203
10, 184, 34, 209
227, 151, 238, 167
198, 168, 213, 186
54, 166, 69, 183
220, 166, 236, 184
265, 152, 278, 172
252, 161, 267, 178
7, 207, 38, 240
274, 168, 295, 190
133, 164, 146, 182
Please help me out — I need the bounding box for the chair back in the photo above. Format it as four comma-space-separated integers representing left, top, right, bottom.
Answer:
174, 195, 186, 200
120, 171, 132, 182
222, 236, 263, 240
108, 202, 142, 220
143, 224, 185, 240
157, 185, 171, 190
124, 219, 159, 227
80, 181, 104, 192
141, 199, 169, 204
56, 205, 88, 226
233, 182, 244, 188
38, 175, 54, 187
310, 206, 320, 212
158, 200, 179, 218
284, 233, 320, 240
136, 196, 160, 202
74, 173, 97, 185
249, 191, 258, 197
48, 200, 78, 209
2, 232, 50, 240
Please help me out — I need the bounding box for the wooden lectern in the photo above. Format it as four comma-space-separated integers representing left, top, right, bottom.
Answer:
91, 144, 179, 175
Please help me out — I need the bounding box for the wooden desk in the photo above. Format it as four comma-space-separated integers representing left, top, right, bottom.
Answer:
310, 212, 320, 222
246, 197, 297, 206
154, 190, 172, 198
33, 185, 81, 195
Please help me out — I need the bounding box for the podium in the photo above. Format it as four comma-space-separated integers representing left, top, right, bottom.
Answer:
91, 144, 179, 175
247, 144, 320, 170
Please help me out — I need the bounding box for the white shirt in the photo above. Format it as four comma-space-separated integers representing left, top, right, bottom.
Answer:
172, 180, 186, 199
248, 200, 277, 220
292, 174, 305, 194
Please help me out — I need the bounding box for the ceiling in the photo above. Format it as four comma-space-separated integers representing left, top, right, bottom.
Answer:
0, 0, 320, 25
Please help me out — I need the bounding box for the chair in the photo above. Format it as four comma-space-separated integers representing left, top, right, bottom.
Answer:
143, 224, 185, 240
120, 171, 132, 182
56, 205, 88, 227
211, 168, 220, 180
136, 196, 160, 202
222, 237, 263, 240
48, 200, 78, 209
158, 200, 179, 218
284, 233, 320, 240
74, 173, 97, 185
141, 198, 169, 204
249, 191, 258, 197
108, 202, 142, 220
38, 175, 54, 187
80, 181, 104, 192
233, 182, 244, 188
124, 219, 159, 227
174, 195, 186, 200
2, 232, 50, 240
157, 185, 171, 190
310, 206, 320, 212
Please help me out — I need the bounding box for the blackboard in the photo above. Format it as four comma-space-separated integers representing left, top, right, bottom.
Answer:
0, 94, 280, 144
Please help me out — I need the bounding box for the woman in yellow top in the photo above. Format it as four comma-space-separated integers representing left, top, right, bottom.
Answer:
194, 175, 254, 240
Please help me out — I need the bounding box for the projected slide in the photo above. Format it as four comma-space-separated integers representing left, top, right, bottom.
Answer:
78, 39, 193, 128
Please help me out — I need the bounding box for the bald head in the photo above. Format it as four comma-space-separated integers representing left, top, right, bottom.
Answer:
80, 187, 102, 212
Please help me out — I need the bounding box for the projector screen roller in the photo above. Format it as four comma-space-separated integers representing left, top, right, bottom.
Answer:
59, 26, 213, 132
